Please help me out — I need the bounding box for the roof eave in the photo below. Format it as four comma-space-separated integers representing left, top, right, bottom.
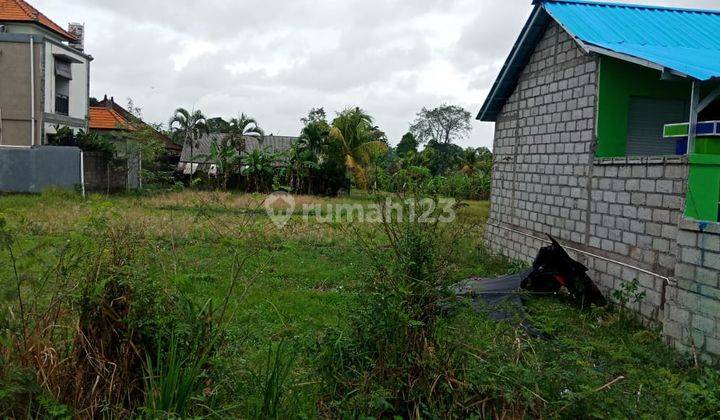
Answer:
477, 4, 550, 122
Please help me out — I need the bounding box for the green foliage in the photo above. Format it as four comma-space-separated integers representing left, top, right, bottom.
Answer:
207, 117, 231, 133
409, 104, 472, 145
143, 328, 216, 417
316, 196, 467, 416
381, 168, 491, 200
48, 125, 77, 146
329, 107, 389, 190
46, 127, 117, 159
169, 108, 209, 165
242, 149, 283, 193
3, 192, 720, 418
249, 340, 297, 419
396, 132, 419, 156
612, 279, 647, 307
77, 130, 117, 158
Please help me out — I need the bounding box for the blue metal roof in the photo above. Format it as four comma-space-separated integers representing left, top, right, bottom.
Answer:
478, 0, 720, 122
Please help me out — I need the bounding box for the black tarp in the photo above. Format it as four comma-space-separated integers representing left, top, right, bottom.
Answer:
454, 235, 606, 336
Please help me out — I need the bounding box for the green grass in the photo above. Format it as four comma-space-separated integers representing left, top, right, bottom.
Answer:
1, 190, 718, 418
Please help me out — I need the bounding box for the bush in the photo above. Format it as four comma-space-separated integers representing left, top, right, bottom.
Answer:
384, 169, 491, 201
77, 131, 116, 159
0, 213, 225, 417
316, 196, 472, 417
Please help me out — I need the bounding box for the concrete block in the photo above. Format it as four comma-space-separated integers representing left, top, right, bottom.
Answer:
697, 267, 719, 287
646, 194, 663, 207
682, 247, 702, 265
698, 299, 720, 324
626, 179, 640, 191
675, 263, 696, 281
656, 180, 674, 193
630, 220, 645, 234
658, 253, 676, 271
652, 238, 670, 253
665, 165, 686, 180
700, 234, 720, 253
692, 315, 716, 335
622, 231, 637, 246
706, 252, 720, 271
707, 337, 720, 356
647, 165, 664, 178
653, 209, 670, 224
640, 179, 656, 192
678, 230, 699, 247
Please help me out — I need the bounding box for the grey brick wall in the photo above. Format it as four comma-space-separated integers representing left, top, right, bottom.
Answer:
484, 21, 688, 323
586, 157, 688, 320
664, 219, 720, 363
484, 17, 720, 364
486, 21, 598, 253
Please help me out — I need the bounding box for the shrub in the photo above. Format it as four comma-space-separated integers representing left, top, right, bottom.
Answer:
385, 169, 491, 201
316, 195, 472, 417
0, 213, 225, 417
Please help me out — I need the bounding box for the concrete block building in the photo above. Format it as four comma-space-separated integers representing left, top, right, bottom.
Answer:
479, 0, 720, 362
0, 0, 91, 147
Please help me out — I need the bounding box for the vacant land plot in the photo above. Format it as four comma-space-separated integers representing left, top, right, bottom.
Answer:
1, 190, 719, 418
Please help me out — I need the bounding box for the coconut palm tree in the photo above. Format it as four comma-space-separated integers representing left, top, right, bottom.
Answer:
329, 107, 388, 190
169, 108, 209, 173
228, 113, 264, 153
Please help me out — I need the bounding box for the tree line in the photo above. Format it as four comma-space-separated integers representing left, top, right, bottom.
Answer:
165, 103, 493, 200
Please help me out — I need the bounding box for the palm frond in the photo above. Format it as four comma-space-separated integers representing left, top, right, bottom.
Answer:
352, 141, 388, 166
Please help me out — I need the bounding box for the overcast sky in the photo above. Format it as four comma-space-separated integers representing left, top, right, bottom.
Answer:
36, 0, 720, 149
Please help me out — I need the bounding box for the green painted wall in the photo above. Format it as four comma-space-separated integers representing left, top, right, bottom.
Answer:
686, 154, 720, 222
596, 56, 692, 158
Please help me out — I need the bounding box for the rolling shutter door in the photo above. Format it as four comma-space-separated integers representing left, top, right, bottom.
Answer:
626, 97, 687, 157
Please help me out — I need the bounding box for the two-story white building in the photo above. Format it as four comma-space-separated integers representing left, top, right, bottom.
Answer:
0, 0, 91, 147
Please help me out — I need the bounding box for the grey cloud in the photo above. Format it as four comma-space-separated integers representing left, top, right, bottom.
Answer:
35, 0, 720, 149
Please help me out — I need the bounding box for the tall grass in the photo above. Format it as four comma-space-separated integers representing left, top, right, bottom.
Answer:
143, 333, 213, 416
250, 340, 297, 419
316, 194, 478, 417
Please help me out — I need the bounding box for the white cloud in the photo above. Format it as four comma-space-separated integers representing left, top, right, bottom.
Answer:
32, 0, 720, 149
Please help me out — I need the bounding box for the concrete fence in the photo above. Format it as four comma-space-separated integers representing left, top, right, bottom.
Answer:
0, 146, 140, 194
0, 146, 81, 193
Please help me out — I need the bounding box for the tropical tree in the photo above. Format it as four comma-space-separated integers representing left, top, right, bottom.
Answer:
287, 142, 320, 193
228, 113, 264, 153
396, 132, 419, 156
299, 108, 330, 157
203, 139, 241, 190
169, 108, 209, 170
329, 107, 388, 190
410, 104, 472, 145
241, 149, 281, 192
422, 140, 464, 176
460, 147, 479, 176
207, 117, 231, 133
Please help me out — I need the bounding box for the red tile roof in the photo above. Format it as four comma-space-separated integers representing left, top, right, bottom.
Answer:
0, 0, 77, 41
90, 99, 183, 154
89, 107, 133, 131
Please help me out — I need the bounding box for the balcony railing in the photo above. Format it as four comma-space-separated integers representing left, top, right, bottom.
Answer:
55, 94, 69, 116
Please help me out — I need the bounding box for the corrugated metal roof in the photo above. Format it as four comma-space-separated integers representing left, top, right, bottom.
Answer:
478, 0, 720, 122
545, 0, 720, 81
179, 133, 297, 164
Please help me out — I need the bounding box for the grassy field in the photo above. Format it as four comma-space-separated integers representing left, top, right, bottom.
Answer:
1, 190, 719, 418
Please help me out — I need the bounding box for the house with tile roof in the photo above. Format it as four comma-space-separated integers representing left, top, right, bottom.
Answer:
89, 95, 183, 161
0, 0, 91, 146
479, 0, 720, 362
